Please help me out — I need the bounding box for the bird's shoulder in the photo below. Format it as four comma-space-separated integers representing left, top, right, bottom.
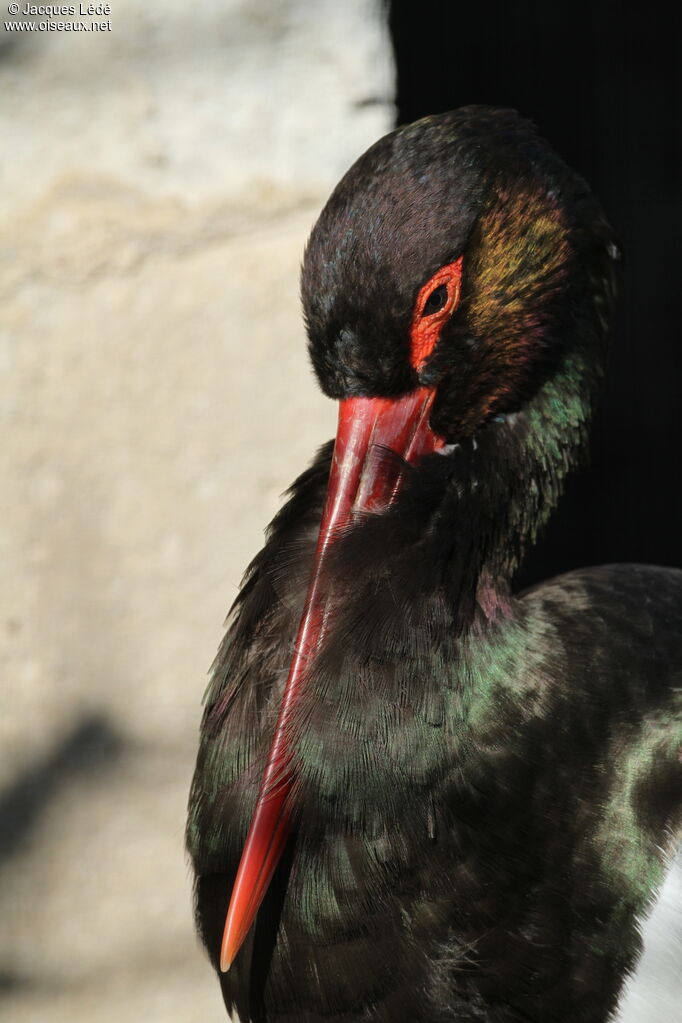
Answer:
519, 561, 682, 612
517, 562, 682, 666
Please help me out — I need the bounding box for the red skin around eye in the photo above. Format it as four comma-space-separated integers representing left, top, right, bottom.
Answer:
409, 256, 464, 371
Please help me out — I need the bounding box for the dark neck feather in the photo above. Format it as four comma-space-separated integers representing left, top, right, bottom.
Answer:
192, 349, 601, 847
454, 346, 600, 614
323, 345, 600, 639
279, 349, 600, 834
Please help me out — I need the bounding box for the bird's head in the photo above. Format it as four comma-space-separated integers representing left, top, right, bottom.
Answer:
302, 106, 617, 451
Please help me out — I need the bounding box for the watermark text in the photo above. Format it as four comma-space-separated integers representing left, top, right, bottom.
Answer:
5, 3, 111, 31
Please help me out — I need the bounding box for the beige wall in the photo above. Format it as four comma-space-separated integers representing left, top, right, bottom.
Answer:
0, 4, 393, 1019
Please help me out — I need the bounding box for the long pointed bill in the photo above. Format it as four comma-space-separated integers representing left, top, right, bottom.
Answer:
220, 386, 445, 971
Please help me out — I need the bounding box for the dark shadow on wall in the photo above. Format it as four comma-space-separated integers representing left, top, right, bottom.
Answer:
0, 716, 125, 993
0, 12, 48, 59
389, 0, 682, 586
0, 714, 125, 865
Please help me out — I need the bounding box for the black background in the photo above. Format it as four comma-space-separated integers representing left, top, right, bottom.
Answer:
389, 1, 682, 586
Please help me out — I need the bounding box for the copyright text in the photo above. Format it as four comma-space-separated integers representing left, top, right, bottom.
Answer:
8, 4, 110, 14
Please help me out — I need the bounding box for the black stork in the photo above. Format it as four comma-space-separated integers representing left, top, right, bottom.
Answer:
187, 107, 682, 1023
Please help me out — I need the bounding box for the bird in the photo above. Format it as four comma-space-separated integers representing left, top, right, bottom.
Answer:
187, 106, 682, 1023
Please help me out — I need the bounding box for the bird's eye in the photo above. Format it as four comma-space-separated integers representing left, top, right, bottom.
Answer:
422, 284, 448, 317
409, 256, 463, 371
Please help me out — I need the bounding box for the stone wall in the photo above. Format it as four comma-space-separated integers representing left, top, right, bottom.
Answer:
0, 4, 393, 1019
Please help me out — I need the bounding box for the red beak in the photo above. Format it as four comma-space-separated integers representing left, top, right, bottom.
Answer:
220, 386, 445, 971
